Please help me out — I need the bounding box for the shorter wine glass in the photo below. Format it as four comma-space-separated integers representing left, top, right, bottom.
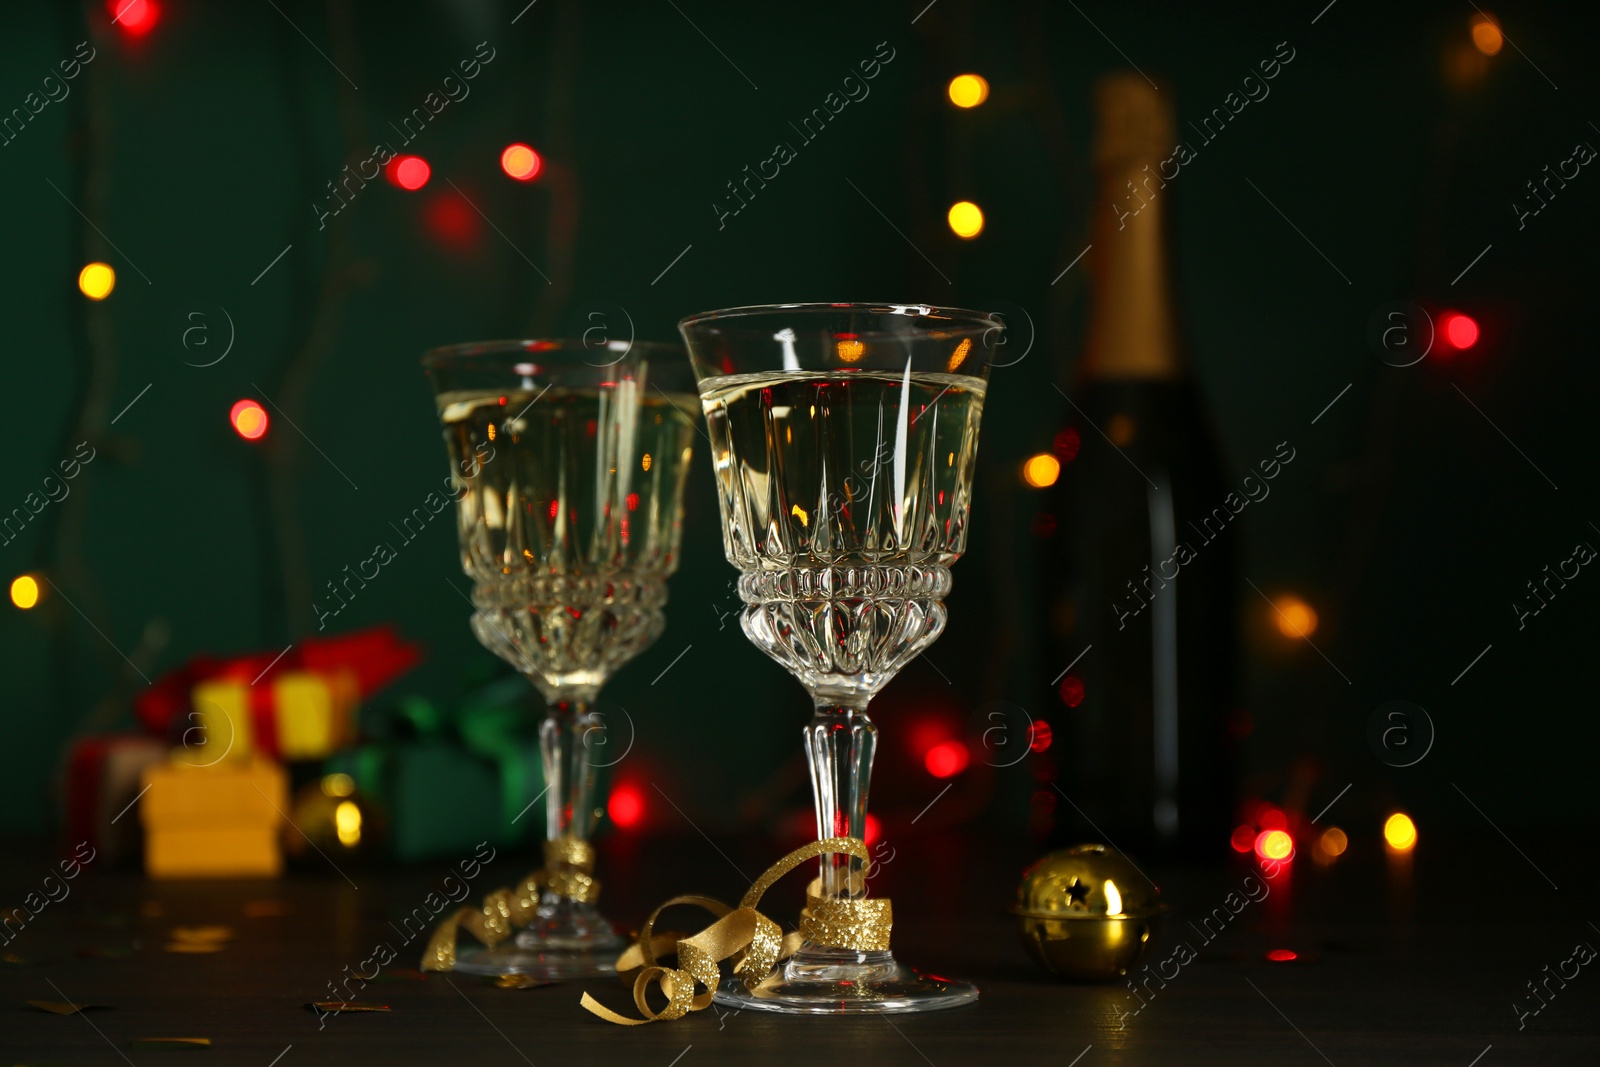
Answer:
423, 339, 698, 978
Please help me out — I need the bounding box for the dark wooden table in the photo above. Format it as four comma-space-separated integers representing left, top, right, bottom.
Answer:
4, 831, 1596, 1065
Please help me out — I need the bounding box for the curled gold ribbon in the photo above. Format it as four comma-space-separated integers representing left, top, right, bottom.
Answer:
421, 837, 601, 972
579, 836, 892, 1025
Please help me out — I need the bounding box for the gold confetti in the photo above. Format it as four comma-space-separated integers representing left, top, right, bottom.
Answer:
27, 999, 108, 1015
493, 974, 556, 989
308, 1001, 391, 1013
130, 1037, 211, 1050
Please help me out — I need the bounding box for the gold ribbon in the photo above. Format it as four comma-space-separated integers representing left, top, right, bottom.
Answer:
421, 837, 601, 972
579, 836, 891, 1025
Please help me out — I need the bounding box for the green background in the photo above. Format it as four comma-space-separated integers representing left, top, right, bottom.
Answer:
3, 0, 1596, 840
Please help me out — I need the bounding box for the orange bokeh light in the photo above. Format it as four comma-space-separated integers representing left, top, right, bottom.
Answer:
1272, 596, 1318, 638
501, 143, 543, 182
230, 400, 269, 441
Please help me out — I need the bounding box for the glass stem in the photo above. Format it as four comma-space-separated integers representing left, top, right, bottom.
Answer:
541, 693, 601, 852
803, 698, 878, 901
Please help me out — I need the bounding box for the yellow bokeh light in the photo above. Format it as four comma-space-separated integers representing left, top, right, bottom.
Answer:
1022, 453, 1061, 488
641, 452, 652, 471
1272, 596, 1318, 638
1320, 826, 1348, 857
1258, 829, 1294, 860
836, 338, 865, 362
10, 575, 41, 610
334, 800, 362, 847
947, 200, 984, 238
78, 262, 115, 300
234, 405, 267, 438
321, 773, 356, 798
947, 73, 990, 108
1471, 16, 1504, 56
1384, 812, 1417, 851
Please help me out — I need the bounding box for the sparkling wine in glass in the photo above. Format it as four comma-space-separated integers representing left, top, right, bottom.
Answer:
680, 303, 999, 1013
423, 339, 697, 978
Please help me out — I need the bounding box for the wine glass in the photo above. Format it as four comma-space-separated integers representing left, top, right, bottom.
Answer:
422, 339, 698, 978
678, 303, 1000, 1013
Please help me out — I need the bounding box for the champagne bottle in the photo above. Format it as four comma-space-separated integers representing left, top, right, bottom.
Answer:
1039, 73, 1238, 859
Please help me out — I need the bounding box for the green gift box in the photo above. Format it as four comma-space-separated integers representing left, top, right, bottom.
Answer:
328, 696, 544, 864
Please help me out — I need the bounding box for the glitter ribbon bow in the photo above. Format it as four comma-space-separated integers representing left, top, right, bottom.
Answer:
420, 836, 600, 971
579, 836, 891, 1025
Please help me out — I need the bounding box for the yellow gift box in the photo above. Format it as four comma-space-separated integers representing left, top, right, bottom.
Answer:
139, 757, 286, 879
192, 669, 357, 763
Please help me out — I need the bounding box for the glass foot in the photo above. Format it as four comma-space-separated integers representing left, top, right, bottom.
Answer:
452, 896, 625, 980
712, 945, 978, 1014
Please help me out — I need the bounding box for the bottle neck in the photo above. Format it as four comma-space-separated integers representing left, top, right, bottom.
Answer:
1082, 157, 1184, 382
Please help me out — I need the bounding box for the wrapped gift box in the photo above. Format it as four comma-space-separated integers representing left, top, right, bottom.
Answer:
62, 733, 169, 865
192, 668, 359, 763
139, 757, 286, 879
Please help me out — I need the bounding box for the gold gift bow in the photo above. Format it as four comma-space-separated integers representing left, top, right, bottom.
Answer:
579, 836, 891, 1025
420, 836, 599, 971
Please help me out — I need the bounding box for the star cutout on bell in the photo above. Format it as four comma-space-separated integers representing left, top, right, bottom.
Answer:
1066, 878, 1091, 907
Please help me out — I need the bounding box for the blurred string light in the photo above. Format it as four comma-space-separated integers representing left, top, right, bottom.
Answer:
947, 73, 990, 108
947, 200, 984, 238
1319, 826, 1348, 857
230, 399, 269, 441
1441, 311, 1480, 350
334, 801, 362, 847
1022, 453, 1061, 488
78, 262, 115, 300
1255, 828, 1294, 862
1271, 595, 1318, 638
1266, 948, 1299, 962
1383, 812, 1417, 851
1053, 426, 1081, 462
924, 739, 970, 778
10, 575, 41, 610
109, 0, 159, 35
608, 783, 644, 829
1471, 14, 1504, 55
1230, 824, 1256, 853
501, 143, 543, 182
386, 155, 431, 191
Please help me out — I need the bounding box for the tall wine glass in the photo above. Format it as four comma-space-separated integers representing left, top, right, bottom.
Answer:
423, 339, 698, 978
679, 303, 1000, 1013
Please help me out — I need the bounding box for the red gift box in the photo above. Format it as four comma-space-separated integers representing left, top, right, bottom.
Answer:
62, 733, 169, 865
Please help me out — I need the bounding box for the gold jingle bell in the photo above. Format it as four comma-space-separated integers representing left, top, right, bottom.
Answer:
1012, 843, 1166, 981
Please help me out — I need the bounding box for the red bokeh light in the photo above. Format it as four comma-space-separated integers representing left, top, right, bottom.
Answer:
1259, 807, 1287, 831
924, 740, 970, 778
1027, 720, 1053, 753
863, 813, 882, 846
1230, 824, 1257, 853
1059, 675, 1085, 707
608, 784, 644, 829
387, 155, 431, 191
109, 0, 159, 35
501, 143, 543, 182
1266, 949, 1299, 962
424, 194, 481, 247
625, 492, 640, 512
1053, 426, 1080, 462
229, 399, 268, 441
1442, 312, 1480, 350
